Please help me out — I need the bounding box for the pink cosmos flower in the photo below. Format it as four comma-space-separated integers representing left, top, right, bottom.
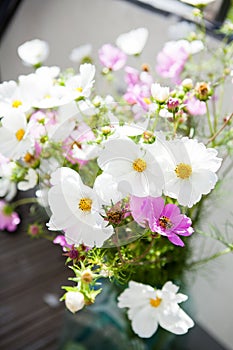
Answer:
130, 196, 193, 247
98, 44, 127, 71
185, 95, 207, 116
53, 235, 73, 251
123, 66, 153, 111
0, 200, 20, 232
156, 41, 189, 84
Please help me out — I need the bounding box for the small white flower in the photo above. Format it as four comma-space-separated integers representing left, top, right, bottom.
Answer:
47, 167, 113, 247
97, 137, 164, 197
151, 83, 170, 103
69, 44, 92, 62
65, 291, 85, 313
180, 0, 215, 6
18, 168, 38, 191
159, 108, 173, 119
118, 280, 194, 338
157, 137, 222, 207
0, 110, 32, 160
17, 39, 49, 66
65, 63, 95, 99
116, 27, 148, 55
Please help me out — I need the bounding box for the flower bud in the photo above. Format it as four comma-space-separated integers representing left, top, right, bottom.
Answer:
182, 78, 193, 90
167, 97, 179, 113
65, 291, 85, 313
81, 270, 93, 283
195, 81, 212, 101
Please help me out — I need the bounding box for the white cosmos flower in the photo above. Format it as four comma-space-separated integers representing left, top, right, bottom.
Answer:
65, 63, 95, 99
118, 280, 194, 338
0, 80, 31, 113
97, 137, 164, 197
155, 137, 222, 207
47, 167, 113, 247
0, 110, 32, 160
116, 27, 148, 55
180, 0, 215, 6
17, 39, 49, 66
69, 44, 92, 62
65, 291, 85, 313
17, 168, 38, 191
151, 83, 170, 103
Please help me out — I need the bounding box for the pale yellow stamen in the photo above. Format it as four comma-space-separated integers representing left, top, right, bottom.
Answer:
15, 129, 25, 141
143, 97, 151, 105
175, 163, 192, 179
78, 198, 92, 212
44, 94, 51, 99
12, 100, 22, 108
150, 297, 162, 308
133, 158, 147, 172
76, 87, 83, 92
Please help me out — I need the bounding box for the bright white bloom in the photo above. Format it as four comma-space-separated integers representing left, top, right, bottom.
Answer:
65, 63, 95, 99
118, 280, 194, 338
180, 0, 215, 6
0, 110, 32, 160
157, 137, 222, 207
0, 157, 17, 201
0, 80, 31, 113
93, 173, 124, 205
159, 108, 173, 118
97, 137, 164, 197
151, 83, 170, 103
69, 44, 92, 62
116, 27, 148, 55
17, 168, 38, 191
47, 167, 113, 247
65, 291, 85, 313
17, 39, 49, 66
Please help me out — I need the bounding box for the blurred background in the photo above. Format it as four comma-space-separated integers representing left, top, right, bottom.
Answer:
0, 0, 233, 349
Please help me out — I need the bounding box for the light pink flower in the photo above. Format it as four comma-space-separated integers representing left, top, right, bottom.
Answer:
98, 44, 127, 71
156, 41, 189, 83
185, 95, 207, 116
0, 200, 20, 232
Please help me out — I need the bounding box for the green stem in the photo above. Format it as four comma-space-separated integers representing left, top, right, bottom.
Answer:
12, 197, 39, 209
188, 246, 233, 268
205, 101, 214, 136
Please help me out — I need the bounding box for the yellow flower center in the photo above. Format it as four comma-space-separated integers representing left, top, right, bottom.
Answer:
133, 158, 147, 172
24, 152, 34, 163
44, 94, 51, 99
12, 100, 22, 108
143, 97, 151, 105
150, 297, 162, 308
76, 87, 83, 92
175, 163, 192, 179
159, 216, 173, 229
78, 198, 92, 212
15, 129, 25, 141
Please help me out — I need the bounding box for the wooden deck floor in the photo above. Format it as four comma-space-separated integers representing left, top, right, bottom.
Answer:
0, 228, 70, 350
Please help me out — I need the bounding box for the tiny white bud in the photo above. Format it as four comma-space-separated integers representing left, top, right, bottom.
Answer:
65, 291, 85, 313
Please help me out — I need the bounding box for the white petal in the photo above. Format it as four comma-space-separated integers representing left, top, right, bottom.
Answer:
131, 305, 158, 338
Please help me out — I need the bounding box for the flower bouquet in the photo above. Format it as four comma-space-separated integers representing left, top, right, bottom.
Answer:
1, 0, 233, 346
